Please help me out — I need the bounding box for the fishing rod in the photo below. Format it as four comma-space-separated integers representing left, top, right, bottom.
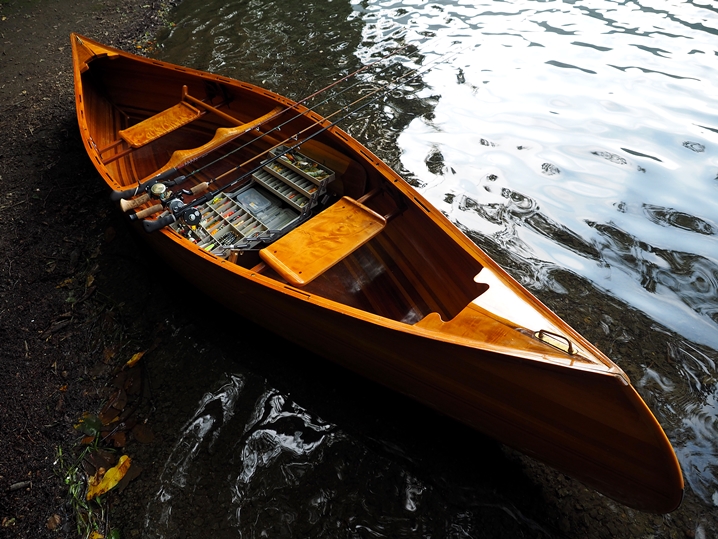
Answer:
117, 45, 454, 217
111, 35, 413, 204
118, 48, 418, 213
137, 46, 467, 234
137, 45, 466, 232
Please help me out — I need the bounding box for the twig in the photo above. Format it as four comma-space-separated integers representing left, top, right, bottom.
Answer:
0, 198, 27, 211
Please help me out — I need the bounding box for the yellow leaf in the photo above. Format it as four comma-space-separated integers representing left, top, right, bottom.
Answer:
126, 351, 145, 368
86, 274, 95, 288
90, 532, 105, 539
86, 455, 131, 500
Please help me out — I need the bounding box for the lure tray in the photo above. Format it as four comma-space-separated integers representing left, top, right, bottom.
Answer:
171, 150, 335, 256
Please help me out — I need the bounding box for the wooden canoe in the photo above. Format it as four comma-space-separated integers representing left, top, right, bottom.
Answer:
71, 33, 683, 513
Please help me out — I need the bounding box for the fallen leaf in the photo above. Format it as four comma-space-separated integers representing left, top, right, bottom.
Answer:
126, 351, 145, 368
86, 455, 131, 500
99, 405, 120, 425
84, 449, 118, 478
100, 387, 128, 424
56, 278, 74, 289
109, 388, 128, 410
46, 514, 61, 530
111, 370, 129, 389
116, 461, 142, 494
90, 531, 104, 539
80, 435, 95, 445
106, 431, 127, 448
101, 387, 128, 418
75, 413, 103, 437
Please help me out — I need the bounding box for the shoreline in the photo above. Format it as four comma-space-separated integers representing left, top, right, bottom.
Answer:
0, 0, 176, 536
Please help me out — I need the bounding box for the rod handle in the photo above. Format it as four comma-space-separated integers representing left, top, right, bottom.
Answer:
143, 212, 176, 233
119, 193, 150, 212
133, 204, 163, 220
190, 182, 209, 195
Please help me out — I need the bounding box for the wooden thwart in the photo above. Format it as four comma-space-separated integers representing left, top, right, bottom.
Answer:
260, 197, 387, 286
119, 100, 201, 148
101, 85, 243, 164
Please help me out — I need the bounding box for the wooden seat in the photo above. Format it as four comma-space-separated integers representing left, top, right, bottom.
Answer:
119, 101, 201, 148
100, 85, 244, 164
259, 197, 387, 286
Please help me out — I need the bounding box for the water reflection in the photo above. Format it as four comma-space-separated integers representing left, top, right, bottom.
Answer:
144, 375, 245, 535
153, 0, 718, 523
154, 0, 364, 99
662, 342, 718, 504
144, 374, 548, 538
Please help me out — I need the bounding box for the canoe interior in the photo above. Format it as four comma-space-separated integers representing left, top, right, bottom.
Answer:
78, 51, 515, 326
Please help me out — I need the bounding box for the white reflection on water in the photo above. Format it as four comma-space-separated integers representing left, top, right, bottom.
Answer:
144, 375, 547, 538
354, 0, 718, 351
145, 375, 245, 531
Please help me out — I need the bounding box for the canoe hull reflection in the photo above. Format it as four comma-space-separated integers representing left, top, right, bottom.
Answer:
71, 33, 683, 513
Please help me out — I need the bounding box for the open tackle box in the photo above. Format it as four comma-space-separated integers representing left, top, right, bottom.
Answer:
172, 146, 335, 256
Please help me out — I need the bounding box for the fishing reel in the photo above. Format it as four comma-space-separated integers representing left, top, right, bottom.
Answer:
170, 200, 201, 226
149, 182, 169, 198
140, 195, 201, 233
161, 189, 202, 226
129, 183, 200, 224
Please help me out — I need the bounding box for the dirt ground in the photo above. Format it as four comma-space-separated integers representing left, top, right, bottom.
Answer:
0, 0, 176, 537
0, 0, 716, 538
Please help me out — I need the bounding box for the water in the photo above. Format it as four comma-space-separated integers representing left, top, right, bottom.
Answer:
142, 372, 543, 538
142, 0, 718, 535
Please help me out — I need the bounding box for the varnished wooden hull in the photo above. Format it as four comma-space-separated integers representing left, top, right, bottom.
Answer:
72, 33, 683, 513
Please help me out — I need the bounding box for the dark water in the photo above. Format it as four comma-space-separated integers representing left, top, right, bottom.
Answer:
140, 0, 718, 536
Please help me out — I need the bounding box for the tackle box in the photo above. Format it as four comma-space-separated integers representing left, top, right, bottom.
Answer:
171, 147, 335, 256
261, 145, 335, 205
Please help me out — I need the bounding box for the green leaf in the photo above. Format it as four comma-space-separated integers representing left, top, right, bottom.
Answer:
75, 414, 103, 437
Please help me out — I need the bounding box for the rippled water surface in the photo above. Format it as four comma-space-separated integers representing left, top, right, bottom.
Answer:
145, 0, 718, 535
